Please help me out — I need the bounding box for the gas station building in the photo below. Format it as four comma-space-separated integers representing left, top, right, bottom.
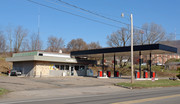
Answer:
6, 44, 177, 78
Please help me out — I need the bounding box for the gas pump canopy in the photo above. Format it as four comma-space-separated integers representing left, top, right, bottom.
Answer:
71, 43, 177, 78
71, 44, 177, 58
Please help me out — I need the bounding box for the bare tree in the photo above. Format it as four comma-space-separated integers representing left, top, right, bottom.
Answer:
47, 36, 64, 52
133, 29, 144, 45
30, 33, 43, 51
88, 42, 101, 49
6, 26, 13, 53
137, 23, 166, 45
0, 31, 7, 53
107, 27, 131, 68
107, 27, 130, 47
67, 38, 87, 51
21, 39, 30, 52
13, 26, 28, 53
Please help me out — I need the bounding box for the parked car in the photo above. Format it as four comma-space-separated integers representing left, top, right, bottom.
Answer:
10, 69, 22, 76
156, 63, 164, 66
141, 63, 147, 66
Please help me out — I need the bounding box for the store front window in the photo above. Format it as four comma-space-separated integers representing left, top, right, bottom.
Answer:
61, 65, 64, 70
75, 66, 79, 71
65, 65, 69, 70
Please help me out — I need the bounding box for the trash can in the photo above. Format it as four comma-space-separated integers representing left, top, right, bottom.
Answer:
135, 70, 140, 79
143, 70, 148, 78
114, 71, 119, 77
151, 71, 156, 78
107, 70, 111, 77
98, 70, 102, 77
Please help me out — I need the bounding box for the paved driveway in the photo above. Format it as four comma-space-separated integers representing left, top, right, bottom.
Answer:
0, 76, 130, 101
0, 76, 130, 91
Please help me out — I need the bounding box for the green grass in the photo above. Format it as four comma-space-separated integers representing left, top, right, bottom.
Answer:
0, 88, 8, 96
165, 58, 180, 64
116, 79, 180, 89
133, 65, 179, 77
0, 73, 8, 76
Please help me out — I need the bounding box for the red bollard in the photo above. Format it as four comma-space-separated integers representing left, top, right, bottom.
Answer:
98, 70, 102, 77
137, 71, 140, 78
144, 71, 148, 78
152, 71, 156, 78
117, 71, 119, 77
114, 71, 119, 77
135, 71, 140, 79
145, 72, 148, 78
107, 71, 111, 77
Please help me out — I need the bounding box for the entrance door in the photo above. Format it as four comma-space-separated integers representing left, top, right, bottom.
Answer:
71, 67, 74, 76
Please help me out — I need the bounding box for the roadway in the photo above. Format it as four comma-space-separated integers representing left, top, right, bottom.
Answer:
1, 87, 180, 104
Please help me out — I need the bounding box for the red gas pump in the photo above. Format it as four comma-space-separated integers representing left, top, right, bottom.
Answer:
114, 71, 119, 77
144, 70, 148, 78
135, 70, 140, 78
98, 70, 102, 77
107, 71, 111, 77
151, 71, 156, 78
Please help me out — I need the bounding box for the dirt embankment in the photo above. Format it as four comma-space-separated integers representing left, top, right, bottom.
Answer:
0, 54, 12, 73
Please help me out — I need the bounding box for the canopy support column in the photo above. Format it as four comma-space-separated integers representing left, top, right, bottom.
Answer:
150, 52, 152, 78
102, 54, 104, 77
139, 51, 142, 78
114, 53, 116, 77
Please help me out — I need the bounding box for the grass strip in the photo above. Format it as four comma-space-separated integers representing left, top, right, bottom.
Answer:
116, 79, 180, 89
0, 88, 8, 96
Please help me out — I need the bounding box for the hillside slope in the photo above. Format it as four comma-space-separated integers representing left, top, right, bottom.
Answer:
0, 54, 12, 73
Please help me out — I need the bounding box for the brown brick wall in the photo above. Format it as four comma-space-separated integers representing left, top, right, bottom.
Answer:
34, 61, 50, 77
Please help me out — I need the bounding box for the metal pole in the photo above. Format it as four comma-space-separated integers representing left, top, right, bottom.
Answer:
102, 54, 104, 77
150, 52, 152, 78
38, 7, 40, 36
130, 14, 134, 83
139, 51, 141, 78
114, 53, 116, 77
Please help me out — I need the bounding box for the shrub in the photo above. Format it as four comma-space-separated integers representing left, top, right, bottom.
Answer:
176, 67, 180, 79
177, 74, 180, 79
165, 58, 180, 64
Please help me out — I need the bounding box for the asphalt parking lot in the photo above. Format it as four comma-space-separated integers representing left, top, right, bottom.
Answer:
0, 76, 130, 101
0, 76, 130, 92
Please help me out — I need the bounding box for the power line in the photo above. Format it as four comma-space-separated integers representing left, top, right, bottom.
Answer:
46, 0, 123, 24
57, 0, 129, 26
56, 0, 146, 31
27, 0, 122, 28
28, 0, 176, 36
45, 0, 99, 17
58, 0, 176, 36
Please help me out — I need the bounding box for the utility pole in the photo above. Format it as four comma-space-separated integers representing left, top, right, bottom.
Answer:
38, 7, 40, 37
121, 13, 134, 83
130, 14, 134, 83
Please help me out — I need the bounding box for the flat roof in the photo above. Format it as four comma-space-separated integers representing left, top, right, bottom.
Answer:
71, 44, 177, 58
6, 55, 96, 64
6, 56, 78, 63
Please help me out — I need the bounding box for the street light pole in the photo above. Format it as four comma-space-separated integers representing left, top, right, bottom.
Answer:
121, 13, 134, 83
130, 14, 134, 83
